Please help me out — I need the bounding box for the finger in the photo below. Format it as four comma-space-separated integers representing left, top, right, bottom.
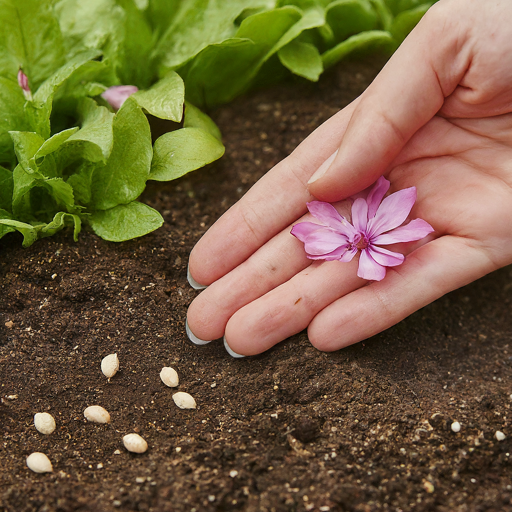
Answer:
224, 257, 363, 356
308, 2, 471, 202
188, 99, 360, 287
187, 223, 311, 341
307, 236, 496, 351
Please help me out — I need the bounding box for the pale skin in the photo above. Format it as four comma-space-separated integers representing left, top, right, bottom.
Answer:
187, 0, 512, 355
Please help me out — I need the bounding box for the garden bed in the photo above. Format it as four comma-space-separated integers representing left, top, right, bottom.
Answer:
1, 58, 511, 512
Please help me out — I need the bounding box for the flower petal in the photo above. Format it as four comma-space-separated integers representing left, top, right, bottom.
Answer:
291, 222, 324, 243
372, 218, 434, 245
307, 201, 357, 238
304, 228, 350, 256
351, 197, 369, 232
357, 249, 387, 281
101, 85, 139, 110
368, 245, 404, 267
339, 246, 358, 262
367, 187, 417, 237
307, 244, 352, 261
366, 176, 390, 218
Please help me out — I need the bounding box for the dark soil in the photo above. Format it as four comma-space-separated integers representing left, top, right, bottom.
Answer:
1, 58, 512, 512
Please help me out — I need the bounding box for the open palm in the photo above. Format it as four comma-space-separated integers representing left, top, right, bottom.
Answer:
187, 0, 512, 356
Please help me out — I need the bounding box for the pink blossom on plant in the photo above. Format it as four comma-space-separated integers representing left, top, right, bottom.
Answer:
101, 85, 139, 110
291, 177, 434, 281
17, 69, 32, 101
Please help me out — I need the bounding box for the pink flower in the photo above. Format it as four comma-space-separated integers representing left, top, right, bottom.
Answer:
101, 85, 139, 110
17, 69, 32, 101
291, 177, 434, 281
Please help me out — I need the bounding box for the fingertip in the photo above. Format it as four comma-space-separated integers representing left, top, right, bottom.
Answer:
223, 337, 246, 358
185, 318, 212, 346
187, 264, 207, 290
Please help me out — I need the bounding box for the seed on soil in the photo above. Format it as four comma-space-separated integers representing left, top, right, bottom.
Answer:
451, 421, 461, 433
84, 405, 111, 424
34, 412, 56, 435
495, 431, 506, 441
26, 452, 53, 473
172, 392, 196, 409
101, 353, 119, 379
123, 433, 148, 453
160, 367, 179, 387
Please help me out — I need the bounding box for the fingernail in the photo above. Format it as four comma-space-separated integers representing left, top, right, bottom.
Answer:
307, 149, 338, 185
187, 265, 207, 290
186, 319, 211, 345
223, 337, 245, 358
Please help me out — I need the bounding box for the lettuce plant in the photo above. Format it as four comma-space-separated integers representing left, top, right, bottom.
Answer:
0, 0, 435, 246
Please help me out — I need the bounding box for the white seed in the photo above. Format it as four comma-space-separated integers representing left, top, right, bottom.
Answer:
172, 391, 196, 409
84, 405, 111, 424
26, 452, 53, 473
123, 433, 148, 453
451, 421, 461, 433
495, 430, 506, 441
34, 412, 56, 435
101, 353, 119, 379
160, 367, 179, 387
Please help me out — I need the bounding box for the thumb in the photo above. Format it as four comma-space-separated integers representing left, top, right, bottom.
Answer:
307, 2, 470, 202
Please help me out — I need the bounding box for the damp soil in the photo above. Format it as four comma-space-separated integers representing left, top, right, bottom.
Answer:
1, 58, 512, 512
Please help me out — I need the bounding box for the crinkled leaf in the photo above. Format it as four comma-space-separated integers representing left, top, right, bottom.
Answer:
184, 102, 222, 141
0, 208, 15, 239
133, 72, 185, 121
0, 218, 38, 247
89, 98, 152, 210
35, 127, 79, 161
150, 127, 225, 182
369, 0, 393, 30
322, 30, 393, 69
40, 211, 81, 240
0, 77, 31, 166
9, 132, 45, 173
26, 49, 102, 138
89, 201, 163, 242
278, 40, 323, 81
66, 163, 95, 206
0, 166, 13, 212
390, 3, 434, 46
0, 0, 65, 87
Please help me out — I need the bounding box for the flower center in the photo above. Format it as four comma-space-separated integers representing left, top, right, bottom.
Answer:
354, 233, 369, 250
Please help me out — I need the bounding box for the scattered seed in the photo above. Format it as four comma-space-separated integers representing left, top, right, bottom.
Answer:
160, 367, 179, 388
26, 452, 53, 473
495, 431, 506, 441
172, 391, 196, 409
123, 433, 148, 453
34, 412, 56, 435
84, 405, 111, 424
451, 421, 461, 433
101, 353, 119, 379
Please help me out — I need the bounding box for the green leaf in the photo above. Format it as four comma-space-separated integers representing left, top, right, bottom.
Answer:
9, 131, 45, 173
26, 49, 102, 138
324, 0, 378, 45
88, 201, 163, 242
0, 208, 15, 239
184, 102, 222, 141
390, 3, 434, 46
62, 99, 115, 164
278, 40, 323, 81
369, 0, 394, 30
322, 30, 393, 69
150, 127, 225, 182
89, 98, 152, 210
35, 127, 79, 161
0, 165, 13, 212
0, 0, 65, 87
0, 77, 31, 166
133, 72, 185, 121
0, 218, 38, 247
66, 163, 95, 206
40, 211, 81, 241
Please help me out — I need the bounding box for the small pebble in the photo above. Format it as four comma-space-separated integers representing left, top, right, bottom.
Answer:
160, 367, 179, 388
113, 449, 121, 455
97, 463, 103, 469
101, 353, 119, 379
34, 412, 56, 435
5, 320, 13, 328
26, 452, 53, 473
172, 391, 196, 409
84, 405, 111, 424
229, 470, 238, 478
451, 421, 461, 433
495, 430, 506, 441
123, 433, 148, 453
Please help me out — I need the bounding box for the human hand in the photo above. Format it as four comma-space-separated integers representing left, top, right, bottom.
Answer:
186, 0, 512, 356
